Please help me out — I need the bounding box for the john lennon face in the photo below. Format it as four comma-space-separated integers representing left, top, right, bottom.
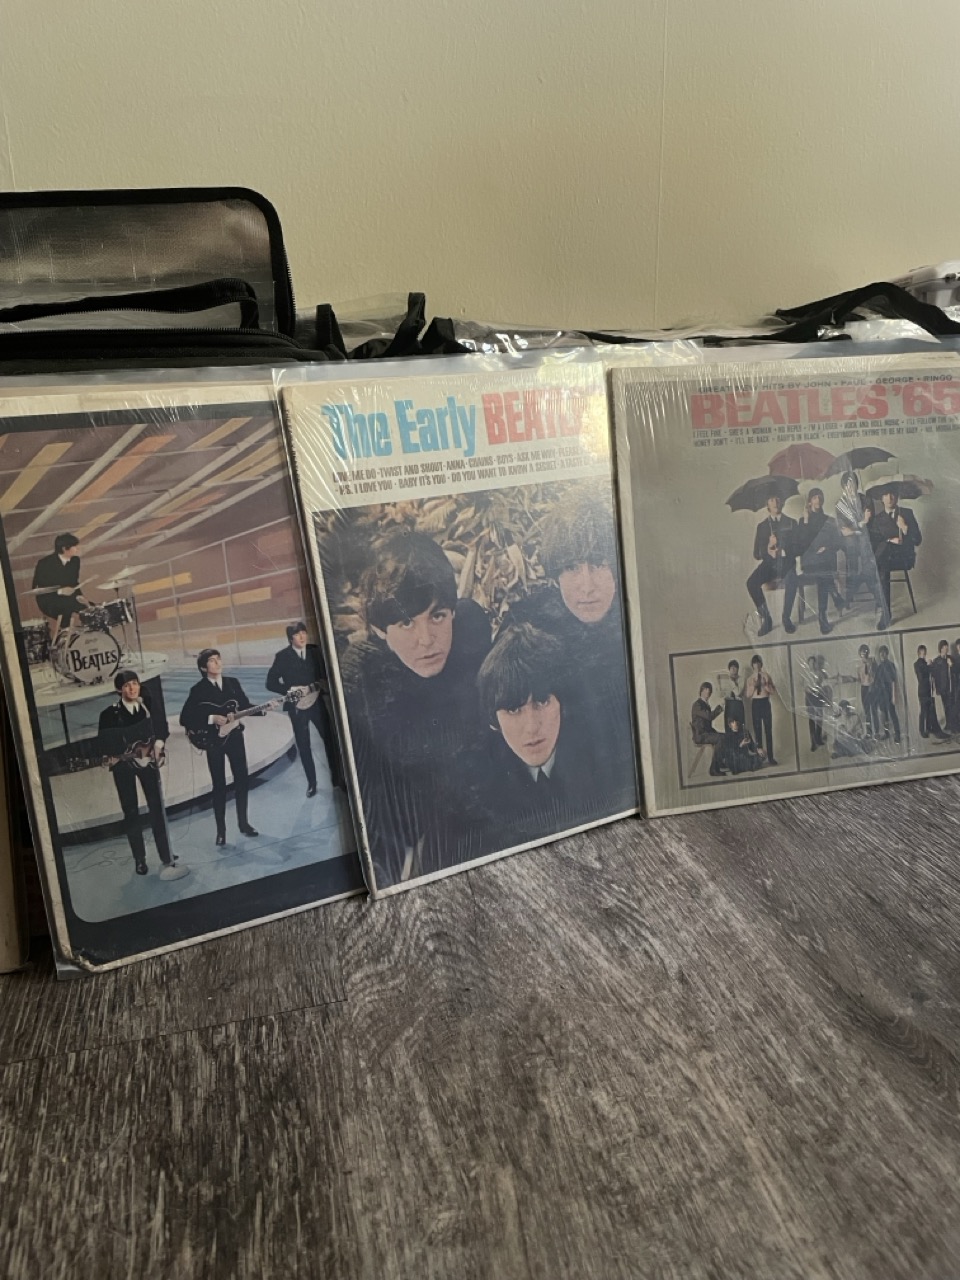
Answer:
496, 693, 561, 767
558, 561, 616, 624
379, 603, 454, 678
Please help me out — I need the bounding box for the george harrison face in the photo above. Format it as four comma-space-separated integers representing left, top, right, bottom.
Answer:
204, 653, 223, 678
120, 678, 141, 702
496, 693, 561, 767
377, 602, 454, 678
558, 561, 616, 624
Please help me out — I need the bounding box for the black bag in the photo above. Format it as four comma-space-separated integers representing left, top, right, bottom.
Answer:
0, 186, 340, 373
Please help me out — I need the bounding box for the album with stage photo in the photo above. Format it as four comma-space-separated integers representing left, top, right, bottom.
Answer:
0, 380, 361, 971
281, 352, 640, 897
612, 351, 960, 816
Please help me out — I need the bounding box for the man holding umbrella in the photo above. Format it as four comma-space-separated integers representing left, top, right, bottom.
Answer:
745, 492, 797, 637
869, 481, 923, 625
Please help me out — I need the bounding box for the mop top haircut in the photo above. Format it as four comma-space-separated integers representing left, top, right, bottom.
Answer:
361, 531, 458, 633
540, 487, 616, 580
477, 623, 567, 725
197, 648, 220, 673
54, 532, 79, 554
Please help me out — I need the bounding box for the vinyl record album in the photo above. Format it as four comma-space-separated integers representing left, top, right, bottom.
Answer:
612, 352, 960, 815
281, 352, 640, 896
0, 378, 361, 971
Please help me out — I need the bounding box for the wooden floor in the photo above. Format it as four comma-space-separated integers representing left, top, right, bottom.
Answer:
3, 775, 960, 1280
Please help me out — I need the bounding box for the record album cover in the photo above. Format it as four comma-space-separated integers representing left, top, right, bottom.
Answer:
0, 380, 360, 971
282, 354, 639, 895
613, 353, 960, 815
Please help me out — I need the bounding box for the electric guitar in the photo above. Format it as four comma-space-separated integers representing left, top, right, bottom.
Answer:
186, 698, 282, 752
60, 736, 163, 773
103, 738, 164, 770
284, 680, 325, 711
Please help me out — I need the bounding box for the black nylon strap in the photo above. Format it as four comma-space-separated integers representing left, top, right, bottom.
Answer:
0, 277, 261, 331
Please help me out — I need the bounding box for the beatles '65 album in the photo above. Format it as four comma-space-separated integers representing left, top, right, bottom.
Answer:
281, 353, 639, 896
0, 378, 360, 971
612, 352, 960, 815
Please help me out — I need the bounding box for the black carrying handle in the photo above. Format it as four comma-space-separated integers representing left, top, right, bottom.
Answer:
769, 281, 960, 343
313, 293, 472, 360
0, 276, 261, 331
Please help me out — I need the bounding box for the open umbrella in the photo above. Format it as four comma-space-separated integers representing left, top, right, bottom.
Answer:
767, 443, 835, 480
726, 474, 800, 512
823, 447, 895, 477
865, 475, 935, 502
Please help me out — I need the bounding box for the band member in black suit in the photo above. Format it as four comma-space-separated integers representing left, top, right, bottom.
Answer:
503, 483, 636, 805
98, 669, 186, 879
266, 621, 342, 797
421, 623, 613, 872
836, 472, 889, 629
745, 653, 778, 765
722, 714, 765, 774
719, 659, 746, 731
950, 640, 960, 735
691, 682, 726, 776
870, 485, 921, 624
340, 531, 492, 886
914, 645, 949, 741
32, 532, 93, 638
746, 496, 797, 636
179, 649, 264, 846
781, 489, 846, 635
874, 645, 901, 745
932, 640, 953, 734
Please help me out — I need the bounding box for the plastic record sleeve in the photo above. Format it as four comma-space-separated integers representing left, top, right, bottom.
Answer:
0, 372, 362, 973
611, 349, 960, 816
279, 350, 641, 897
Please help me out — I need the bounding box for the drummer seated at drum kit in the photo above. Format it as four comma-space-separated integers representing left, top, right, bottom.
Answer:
31, 532, 95, 642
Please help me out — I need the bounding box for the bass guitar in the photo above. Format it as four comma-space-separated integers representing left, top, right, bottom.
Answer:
59, 736, 163, 774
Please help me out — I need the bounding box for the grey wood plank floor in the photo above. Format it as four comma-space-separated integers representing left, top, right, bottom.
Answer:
2, 774, 960, 1279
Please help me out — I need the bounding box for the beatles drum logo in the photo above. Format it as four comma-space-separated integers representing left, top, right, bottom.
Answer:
55, 629, 122, 685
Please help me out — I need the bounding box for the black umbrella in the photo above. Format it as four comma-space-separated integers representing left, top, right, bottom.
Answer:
726, 474, 800, 512
865, 475, 935, 502
823, 447, 895, 477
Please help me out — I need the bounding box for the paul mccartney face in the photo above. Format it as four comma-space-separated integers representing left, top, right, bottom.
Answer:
558, 561, 616, 624
377, 603, 454, 678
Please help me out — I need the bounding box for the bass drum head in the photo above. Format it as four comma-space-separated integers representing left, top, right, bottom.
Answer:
53, 628, 122, 686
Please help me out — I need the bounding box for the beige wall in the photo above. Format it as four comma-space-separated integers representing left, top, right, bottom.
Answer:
2, 0, 959, 330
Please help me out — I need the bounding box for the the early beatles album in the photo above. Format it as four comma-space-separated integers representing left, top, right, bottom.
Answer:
0, 378, 361, 971
612, 351, 960, 815
281, 352, 640, 896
